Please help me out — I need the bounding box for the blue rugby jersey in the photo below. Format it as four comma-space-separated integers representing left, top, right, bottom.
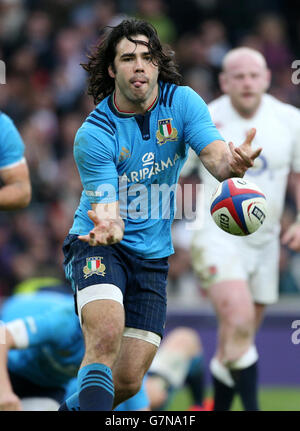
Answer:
0, 112, 25, 169
70, 82, 224, 258
1, 292, 84, 388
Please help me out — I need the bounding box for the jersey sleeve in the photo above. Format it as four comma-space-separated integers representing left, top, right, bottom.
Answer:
0, 114, 25, 170
74, 127, 119, 204
180, 87, 224, 155
10, 304, 77, 348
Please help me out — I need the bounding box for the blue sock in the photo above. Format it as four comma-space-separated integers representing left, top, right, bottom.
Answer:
77, 363, 114, 411
230, 361, 259, 411
59, 392, 80, 411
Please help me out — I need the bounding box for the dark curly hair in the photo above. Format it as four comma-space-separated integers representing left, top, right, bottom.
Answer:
81, 19, 182, 104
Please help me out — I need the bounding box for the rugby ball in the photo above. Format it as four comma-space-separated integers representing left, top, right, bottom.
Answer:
210, 178, 267, 236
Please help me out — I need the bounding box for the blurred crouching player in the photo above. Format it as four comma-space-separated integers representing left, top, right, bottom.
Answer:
0, 282, 84, 411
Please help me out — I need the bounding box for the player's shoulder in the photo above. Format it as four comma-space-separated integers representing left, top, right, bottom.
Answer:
166, 84, 209, 116
263, 94, 300, 121
0, 111, 16, 130
169, 83, 204, 101
77, 97, 117, 143
158, 81, 182, 107
208, 95, 230, 114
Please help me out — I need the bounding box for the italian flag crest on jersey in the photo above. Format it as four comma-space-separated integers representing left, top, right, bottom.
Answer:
83, 257, 106, 278
156, 118, 178, 146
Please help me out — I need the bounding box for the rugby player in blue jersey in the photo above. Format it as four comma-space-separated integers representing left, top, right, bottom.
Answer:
0, 279, 149, 412
0, 112, 31, 210
61, 19, 262, 411
0, 285, 84, 411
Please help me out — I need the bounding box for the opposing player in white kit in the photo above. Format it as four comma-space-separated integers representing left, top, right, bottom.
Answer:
187, 47, 300, 410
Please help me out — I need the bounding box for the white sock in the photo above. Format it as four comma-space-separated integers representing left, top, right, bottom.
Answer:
210, 357, 235, 388
229, 345, 258, 370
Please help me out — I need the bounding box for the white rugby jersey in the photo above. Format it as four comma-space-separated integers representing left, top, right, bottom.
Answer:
186, 93, 300, 246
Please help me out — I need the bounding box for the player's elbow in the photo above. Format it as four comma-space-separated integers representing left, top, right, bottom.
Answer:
18, 183, 32, 208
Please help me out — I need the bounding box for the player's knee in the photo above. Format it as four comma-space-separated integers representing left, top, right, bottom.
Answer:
83, 320, 123, 358
222, 302, 255, 335
233, 320, 253, 342
163, 327, 202, 356
225, 313, 255, 345
117, 375, 142, 400
145, 377, 168, 409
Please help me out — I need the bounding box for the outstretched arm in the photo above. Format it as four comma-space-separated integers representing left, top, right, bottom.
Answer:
0, 162, 31, 210
281, 172, 300, 251
199, 128, 262, 182
0, 328, 22, 411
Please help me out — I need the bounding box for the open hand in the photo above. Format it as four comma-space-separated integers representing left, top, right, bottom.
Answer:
78, 210, 124, 246
281, 222, 300, 252
228, 128, 262, 177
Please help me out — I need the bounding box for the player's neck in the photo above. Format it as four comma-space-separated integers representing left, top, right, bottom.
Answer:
231, 100, 261, 119
113, 87, 159, 115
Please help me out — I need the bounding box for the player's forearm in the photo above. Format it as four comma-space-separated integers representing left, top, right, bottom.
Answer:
0, 182, 31, 210
0, 329, 15, 392
199, 140, 244, 182
212, 150, 245, 182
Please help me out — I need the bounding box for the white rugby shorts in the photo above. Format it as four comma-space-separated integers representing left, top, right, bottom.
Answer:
191, 229, 279, 304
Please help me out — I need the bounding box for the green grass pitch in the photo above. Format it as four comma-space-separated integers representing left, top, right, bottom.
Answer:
166, 386, 300, 411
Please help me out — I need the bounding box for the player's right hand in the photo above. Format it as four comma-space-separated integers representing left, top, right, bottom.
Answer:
78, 210, 124, 246
0, 391, 22, 411
228, 128, 262, 177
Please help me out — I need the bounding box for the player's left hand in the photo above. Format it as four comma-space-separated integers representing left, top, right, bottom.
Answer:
281, 222, 300, 251
228, 128, 262, 177
78, 210, 124, 246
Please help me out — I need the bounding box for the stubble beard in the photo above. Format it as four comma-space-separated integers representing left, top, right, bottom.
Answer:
233, 94, 262, 118
126, 80, 157, 106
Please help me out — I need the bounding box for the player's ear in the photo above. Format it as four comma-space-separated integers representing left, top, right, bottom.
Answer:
108, 63, 116, 79
219, 72, 228, 93
263, 68, 271, 92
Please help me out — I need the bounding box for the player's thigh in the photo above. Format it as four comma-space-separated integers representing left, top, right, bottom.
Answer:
191, 230, 255, 323
209, 280, 255, 326
81, 299, 125, 351
63, 235, 127, 332
250, 238, 280, 305
158, 327, 202, 358
191, 230, 247, 290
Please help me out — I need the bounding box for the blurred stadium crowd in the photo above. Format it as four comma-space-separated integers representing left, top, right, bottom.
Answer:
0, 0, 299, 300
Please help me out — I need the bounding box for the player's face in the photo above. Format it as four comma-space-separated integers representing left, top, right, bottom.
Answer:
109, 35, 159, 111
220, 56, 270, 117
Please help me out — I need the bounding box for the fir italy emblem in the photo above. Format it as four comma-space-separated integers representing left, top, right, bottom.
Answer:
83, 257, 106, 279
156, 118, 178, 146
